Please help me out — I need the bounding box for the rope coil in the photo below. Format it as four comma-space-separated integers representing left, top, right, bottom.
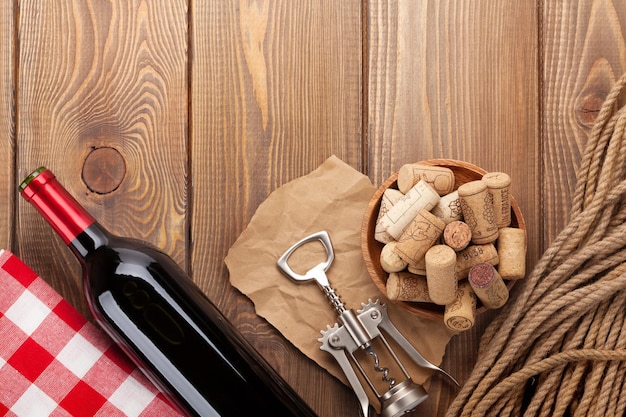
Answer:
445, 73, 626, 417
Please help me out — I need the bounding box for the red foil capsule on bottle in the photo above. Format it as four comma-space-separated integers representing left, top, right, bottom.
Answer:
20, 168, 96, 244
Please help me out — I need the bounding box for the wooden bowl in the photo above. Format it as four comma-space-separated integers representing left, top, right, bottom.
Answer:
361, 159, 526, 321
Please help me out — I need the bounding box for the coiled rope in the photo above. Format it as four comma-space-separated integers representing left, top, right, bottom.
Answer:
445, 72, 626, 417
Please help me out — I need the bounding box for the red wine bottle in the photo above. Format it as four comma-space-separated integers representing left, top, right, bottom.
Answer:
20, 167, 317, 417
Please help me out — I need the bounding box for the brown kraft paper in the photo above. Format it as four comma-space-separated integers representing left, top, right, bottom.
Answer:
225, 155, 455, 406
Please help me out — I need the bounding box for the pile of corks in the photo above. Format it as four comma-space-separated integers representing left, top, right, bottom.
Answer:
374, 163, 526, 332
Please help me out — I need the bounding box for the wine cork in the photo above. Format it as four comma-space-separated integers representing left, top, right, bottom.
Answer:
407, 257, 426, 275
456, 243, 499, 279
431, 191, 463, 224
444, 282, 476, 332
374, 188, 405, 243
380, 180, 440, 240
380, 241, 409, 273
443, 221, 472, 251
468, 263, 509, 309
394, 209, 445, 269
386, 272, 431, 302
425, 244, 458, 305
397, 163, 455, 195
458, 180, 499, 244
482, 172, 511, 228
497, 227, 526, 279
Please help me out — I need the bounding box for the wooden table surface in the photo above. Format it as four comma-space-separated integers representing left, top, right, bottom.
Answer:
2, 1, 625, 416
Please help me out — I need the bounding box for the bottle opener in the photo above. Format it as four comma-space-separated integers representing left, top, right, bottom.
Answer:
277, 231, 458, 417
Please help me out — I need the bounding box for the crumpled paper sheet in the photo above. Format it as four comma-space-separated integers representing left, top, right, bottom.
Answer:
225, 155, 454, 403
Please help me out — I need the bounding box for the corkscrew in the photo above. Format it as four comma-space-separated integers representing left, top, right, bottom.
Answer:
277, 231, 458, 417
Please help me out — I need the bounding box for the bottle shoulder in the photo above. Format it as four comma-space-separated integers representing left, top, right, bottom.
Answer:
79, 230, 215, 323
86, 234, 180, 267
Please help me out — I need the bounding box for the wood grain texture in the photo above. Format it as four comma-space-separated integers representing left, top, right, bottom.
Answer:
542, 0, 626, 245
3, 1, 624, 417
0, 2, 14, 250
366, 2, 538, 415
15, 0, 188, 317
190, 1, 363, 415
367, 0, 539, 271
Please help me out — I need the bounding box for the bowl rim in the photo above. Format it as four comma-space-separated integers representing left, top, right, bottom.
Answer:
360, 159, 526, 321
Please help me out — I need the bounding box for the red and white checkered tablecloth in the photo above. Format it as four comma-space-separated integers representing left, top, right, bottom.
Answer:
0, 249, 184, 416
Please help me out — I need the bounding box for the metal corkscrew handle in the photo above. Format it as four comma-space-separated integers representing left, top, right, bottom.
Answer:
276, 231, 347, 314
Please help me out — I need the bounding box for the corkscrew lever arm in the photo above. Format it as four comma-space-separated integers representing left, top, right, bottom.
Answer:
318, 325, 373, 417
374, 303, 459, 387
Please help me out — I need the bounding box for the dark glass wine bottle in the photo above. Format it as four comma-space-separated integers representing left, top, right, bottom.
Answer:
20, 167, 317, 417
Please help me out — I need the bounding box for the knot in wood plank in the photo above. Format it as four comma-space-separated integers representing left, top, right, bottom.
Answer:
576, 93, 604, 127
82, 147, 126, 194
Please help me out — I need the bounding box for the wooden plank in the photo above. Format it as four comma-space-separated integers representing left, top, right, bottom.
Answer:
0, 2, 15, 249
190, 1, 363, 415
542, 0, 626, 245
366, 1, 539, 416
15, 0, 188, 317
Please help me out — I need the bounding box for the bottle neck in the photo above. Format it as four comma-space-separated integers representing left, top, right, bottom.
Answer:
20, 168, 103, 256
69, 223, 110, 259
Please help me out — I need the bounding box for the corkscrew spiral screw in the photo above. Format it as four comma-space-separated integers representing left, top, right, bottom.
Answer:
367, 346, 396, 389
